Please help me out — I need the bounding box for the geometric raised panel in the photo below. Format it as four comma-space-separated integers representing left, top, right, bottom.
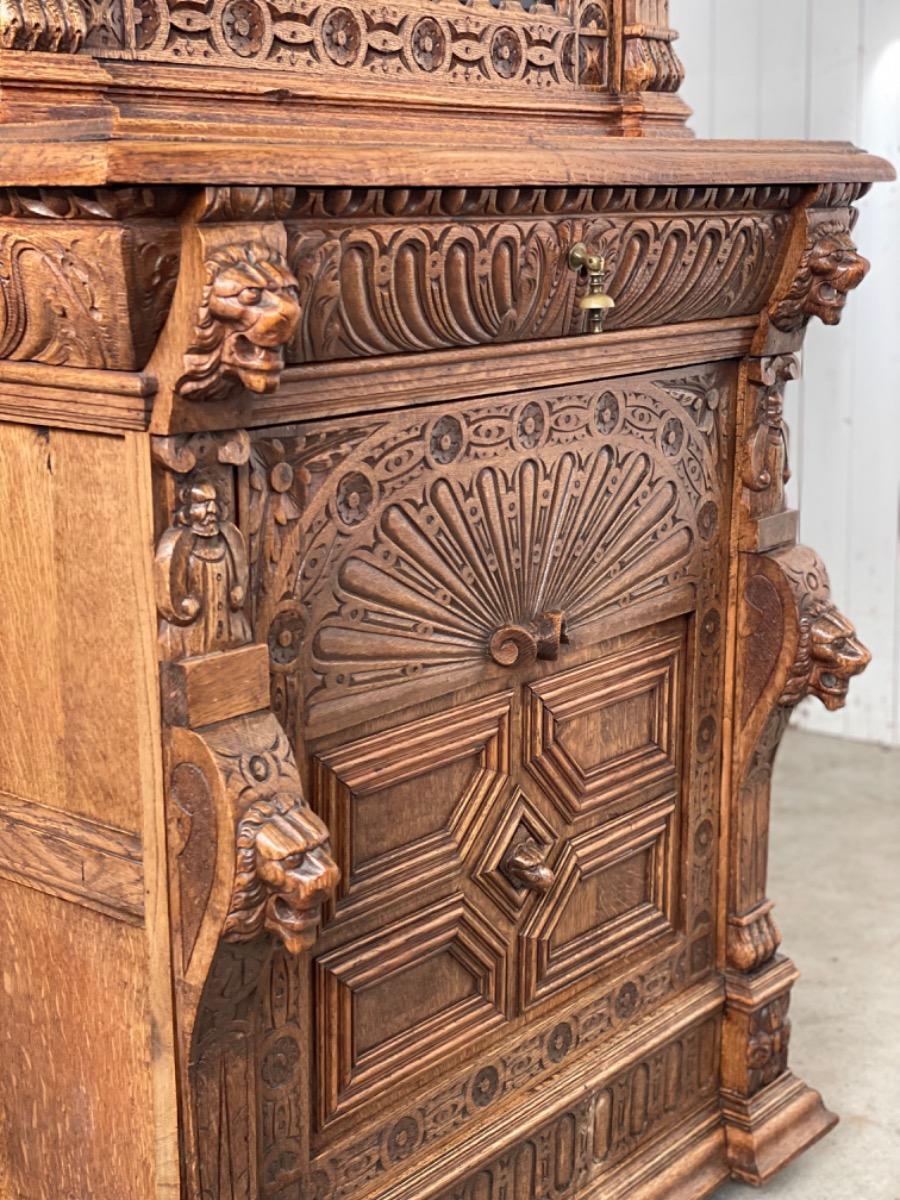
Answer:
519, 796, 676, 1009
312, 693, 511, 920
524, 632, 684, 821
315, 897, 509, 1126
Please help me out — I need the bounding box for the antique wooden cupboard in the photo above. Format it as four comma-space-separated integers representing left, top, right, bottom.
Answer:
0, 3, 892, 1198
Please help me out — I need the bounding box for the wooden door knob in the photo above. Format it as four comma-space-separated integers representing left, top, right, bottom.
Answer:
503, 838, 555, 893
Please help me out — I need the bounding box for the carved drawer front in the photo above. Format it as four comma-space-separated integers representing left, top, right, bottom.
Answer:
281, 191, 791, 364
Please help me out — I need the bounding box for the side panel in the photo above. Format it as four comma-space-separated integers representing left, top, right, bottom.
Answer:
0, 422, 177, 1200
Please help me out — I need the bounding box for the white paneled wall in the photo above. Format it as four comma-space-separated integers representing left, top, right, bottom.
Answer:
672, 0, 900, 745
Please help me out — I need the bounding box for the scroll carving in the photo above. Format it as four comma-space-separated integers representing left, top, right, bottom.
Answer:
729, 544, 870, 974
771, 208, 870, 332
176, 241, 301, 404
489, 612, 568, 668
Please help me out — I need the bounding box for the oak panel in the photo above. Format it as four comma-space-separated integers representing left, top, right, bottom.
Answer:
0, 880, 157, 1200
0, 424, 152, 831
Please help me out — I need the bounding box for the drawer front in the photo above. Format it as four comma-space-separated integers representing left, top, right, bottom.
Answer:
246, 360, 733, 1195
283, 188, 792, 364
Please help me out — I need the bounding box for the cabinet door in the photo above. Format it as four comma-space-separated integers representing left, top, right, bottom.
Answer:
247, 361, 733, 1195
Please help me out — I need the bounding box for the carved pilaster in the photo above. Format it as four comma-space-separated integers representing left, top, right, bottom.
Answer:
729, 544, 869, 976
154, 425, 338, 1200
721, 958, 837, 1184
723, 545, 868, 1181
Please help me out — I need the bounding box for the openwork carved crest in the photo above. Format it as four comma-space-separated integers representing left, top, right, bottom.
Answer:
177, 240, 301, 404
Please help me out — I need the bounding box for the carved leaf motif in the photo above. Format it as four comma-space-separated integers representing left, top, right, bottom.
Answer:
0, 231, 124, 367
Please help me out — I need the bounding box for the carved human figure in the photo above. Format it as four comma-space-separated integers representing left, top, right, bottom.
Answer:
177, 241, 301, 403
772, 220, 870, 331
155, 480, 252, 659
224, 790, 340, 954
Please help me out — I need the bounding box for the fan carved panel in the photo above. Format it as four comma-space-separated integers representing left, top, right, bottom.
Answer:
249, 368, 729, 737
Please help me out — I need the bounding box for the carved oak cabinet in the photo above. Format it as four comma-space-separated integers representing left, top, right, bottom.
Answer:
0, 4, 892, 1198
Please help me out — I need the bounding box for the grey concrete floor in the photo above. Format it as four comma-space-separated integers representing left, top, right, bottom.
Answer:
716, 729, 900, 1200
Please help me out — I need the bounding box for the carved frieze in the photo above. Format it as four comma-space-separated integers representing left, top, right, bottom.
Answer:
308, 953, 693, 1199
126, 0, 610, 96
426, 1016, 718, 1200
771, 208, 870, 332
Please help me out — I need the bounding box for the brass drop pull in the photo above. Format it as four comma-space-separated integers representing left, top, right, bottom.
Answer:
568, 241, 615, 334
503, 837, 555, 893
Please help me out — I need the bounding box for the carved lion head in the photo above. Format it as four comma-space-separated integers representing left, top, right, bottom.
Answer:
177, 242, 301, 403
773, 223, 869, 332
224, 791, 339, 954
780, 598, 871, 711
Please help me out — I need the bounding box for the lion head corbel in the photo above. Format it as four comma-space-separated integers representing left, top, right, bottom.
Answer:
772, 216, 870, 332
224, 789, 339, 955
176, 241, 301, 404
778, 551, 871, 711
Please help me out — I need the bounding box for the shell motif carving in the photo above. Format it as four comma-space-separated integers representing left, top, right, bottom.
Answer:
310, 448, 695, 703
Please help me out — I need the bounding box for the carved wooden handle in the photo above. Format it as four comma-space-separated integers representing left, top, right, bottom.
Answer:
489, 611, 568, 667
503, 838, 555, 893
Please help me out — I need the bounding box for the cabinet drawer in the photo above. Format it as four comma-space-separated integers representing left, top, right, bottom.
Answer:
283, 188, 792, 365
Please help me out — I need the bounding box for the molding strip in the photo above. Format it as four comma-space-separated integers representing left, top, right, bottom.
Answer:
0, 791, 144, 924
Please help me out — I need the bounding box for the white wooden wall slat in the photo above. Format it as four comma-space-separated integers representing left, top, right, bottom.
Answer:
673, 0, 900, 745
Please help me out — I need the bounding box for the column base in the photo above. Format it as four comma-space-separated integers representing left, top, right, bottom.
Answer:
721, 1071, 838, 1185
